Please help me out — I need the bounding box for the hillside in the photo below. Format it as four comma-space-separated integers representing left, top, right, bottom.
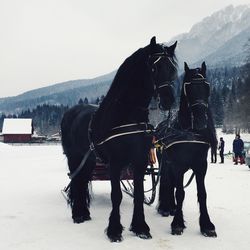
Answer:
0, 72, 115, 113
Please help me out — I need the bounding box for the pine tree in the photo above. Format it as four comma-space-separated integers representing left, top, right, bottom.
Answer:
78, 98, 84, 104
83, 97, 89, 104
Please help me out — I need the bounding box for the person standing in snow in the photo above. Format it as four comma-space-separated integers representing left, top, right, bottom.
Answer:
233, 134, 244, 165
218, 137, 224, 163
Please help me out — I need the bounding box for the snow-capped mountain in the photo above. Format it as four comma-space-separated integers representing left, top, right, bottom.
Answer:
171, 5, 250, 68
197, 25, 250, 67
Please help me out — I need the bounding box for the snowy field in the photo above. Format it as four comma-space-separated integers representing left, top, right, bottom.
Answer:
1, 131, 250, 250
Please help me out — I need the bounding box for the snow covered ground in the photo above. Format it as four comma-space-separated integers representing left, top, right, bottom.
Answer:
1, 131, 250, 250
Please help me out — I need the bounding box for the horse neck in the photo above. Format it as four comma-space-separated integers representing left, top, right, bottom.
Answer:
101, 55, 152, 119
177, 94, 192, 129
92, 52, 153, 140
177, 99, 217, 147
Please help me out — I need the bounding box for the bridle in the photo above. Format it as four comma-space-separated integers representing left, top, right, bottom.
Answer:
183, 73, 210, 129
149, 49, 175, 94
183, 73, 210, 108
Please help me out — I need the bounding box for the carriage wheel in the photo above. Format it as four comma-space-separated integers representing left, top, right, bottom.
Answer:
120, 164, 159, 205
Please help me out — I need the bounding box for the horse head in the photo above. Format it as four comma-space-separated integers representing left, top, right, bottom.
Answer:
183, 62, 210, 131
148, 37, 177, 110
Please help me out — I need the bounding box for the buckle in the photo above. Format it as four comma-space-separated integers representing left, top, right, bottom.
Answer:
90, 142, 95, 151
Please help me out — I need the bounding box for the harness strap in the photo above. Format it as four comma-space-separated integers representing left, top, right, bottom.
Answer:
158, 81, 174, 89
96, 123, 155, 146
154, 126, 210, 150
159, 140, 209, 149
64, 122, 155, 193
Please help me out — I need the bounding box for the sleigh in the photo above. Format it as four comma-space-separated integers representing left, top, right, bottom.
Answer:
62, 149, 159, 206
92, 161, 159, 205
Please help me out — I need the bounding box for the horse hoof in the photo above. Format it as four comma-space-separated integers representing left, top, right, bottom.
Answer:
171, 227, 184, 235
136, 232, 152, 239
201, 229, 217, 237
109, 234, 123, 243
73, 215, 91, 224
158, 208, 170, 217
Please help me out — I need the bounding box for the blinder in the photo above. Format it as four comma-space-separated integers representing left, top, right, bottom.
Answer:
183, 76, 210, 107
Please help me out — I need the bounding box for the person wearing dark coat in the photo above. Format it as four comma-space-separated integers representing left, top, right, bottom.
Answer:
233, 134, 244, 165
218, 137, 225, 163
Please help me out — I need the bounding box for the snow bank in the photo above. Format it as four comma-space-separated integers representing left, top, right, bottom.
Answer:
0, 136, 250, 250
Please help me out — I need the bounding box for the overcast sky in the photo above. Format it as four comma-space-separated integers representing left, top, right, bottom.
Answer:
1, 0, 250, 97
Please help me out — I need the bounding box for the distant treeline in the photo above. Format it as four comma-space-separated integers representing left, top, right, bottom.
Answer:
1, 45, 250, 135
207, 62, 250, 133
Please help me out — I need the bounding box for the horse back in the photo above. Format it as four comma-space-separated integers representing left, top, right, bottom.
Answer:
61, 104, 97, 156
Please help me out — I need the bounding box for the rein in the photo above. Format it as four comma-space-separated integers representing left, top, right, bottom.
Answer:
158, 81, 174, 89
62, 149, 92, 196
64, 112, 172, 194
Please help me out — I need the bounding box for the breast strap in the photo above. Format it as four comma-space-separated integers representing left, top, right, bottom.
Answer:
94, 122, 155, 146
155, 127, 209, 150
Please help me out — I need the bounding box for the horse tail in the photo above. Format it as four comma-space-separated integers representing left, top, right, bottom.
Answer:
61, 116, 71, 157
61, 104, 97, 156
61, 105, 81, 156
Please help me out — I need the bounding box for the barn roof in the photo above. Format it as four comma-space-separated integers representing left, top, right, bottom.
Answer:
2, 118, 33, 135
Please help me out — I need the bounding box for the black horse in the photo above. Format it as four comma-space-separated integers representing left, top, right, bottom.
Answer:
155, 62, 217, 237
61, 37, 178, 242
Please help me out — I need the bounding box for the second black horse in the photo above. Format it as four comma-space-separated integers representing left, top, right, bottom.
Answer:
156, 62, 217, 237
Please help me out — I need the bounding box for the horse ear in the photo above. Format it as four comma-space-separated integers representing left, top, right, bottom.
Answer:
150, 36, 156, 46
165, 41, 177, 56
184, 62, 189, 72
201, 61, 206, 75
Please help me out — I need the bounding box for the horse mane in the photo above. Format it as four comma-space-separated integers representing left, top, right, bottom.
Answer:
98, 48, 149, 111
91, 47, 151, 141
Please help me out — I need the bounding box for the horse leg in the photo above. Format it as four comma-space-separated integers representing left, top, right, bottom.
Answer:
67, 154, 94, 223
171, 173, 186, 235
106, 164, 124, 242
158, 163, 176, 217
130, 164, 152, 239
195, 171, 217, 237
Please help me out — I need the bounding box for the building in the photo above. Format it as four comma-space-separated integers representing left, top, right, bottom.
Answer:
2, 118, 33, 143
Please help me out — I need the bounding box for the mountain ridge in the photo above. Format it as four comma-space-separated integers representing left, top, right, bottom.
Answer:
171, 4, 250, 68
1, 4, 249, 113
0, 70, 116, 103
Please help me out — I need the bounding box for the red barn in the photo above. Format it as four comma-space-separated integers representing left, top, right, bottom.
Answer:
2, 118, 33, 143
